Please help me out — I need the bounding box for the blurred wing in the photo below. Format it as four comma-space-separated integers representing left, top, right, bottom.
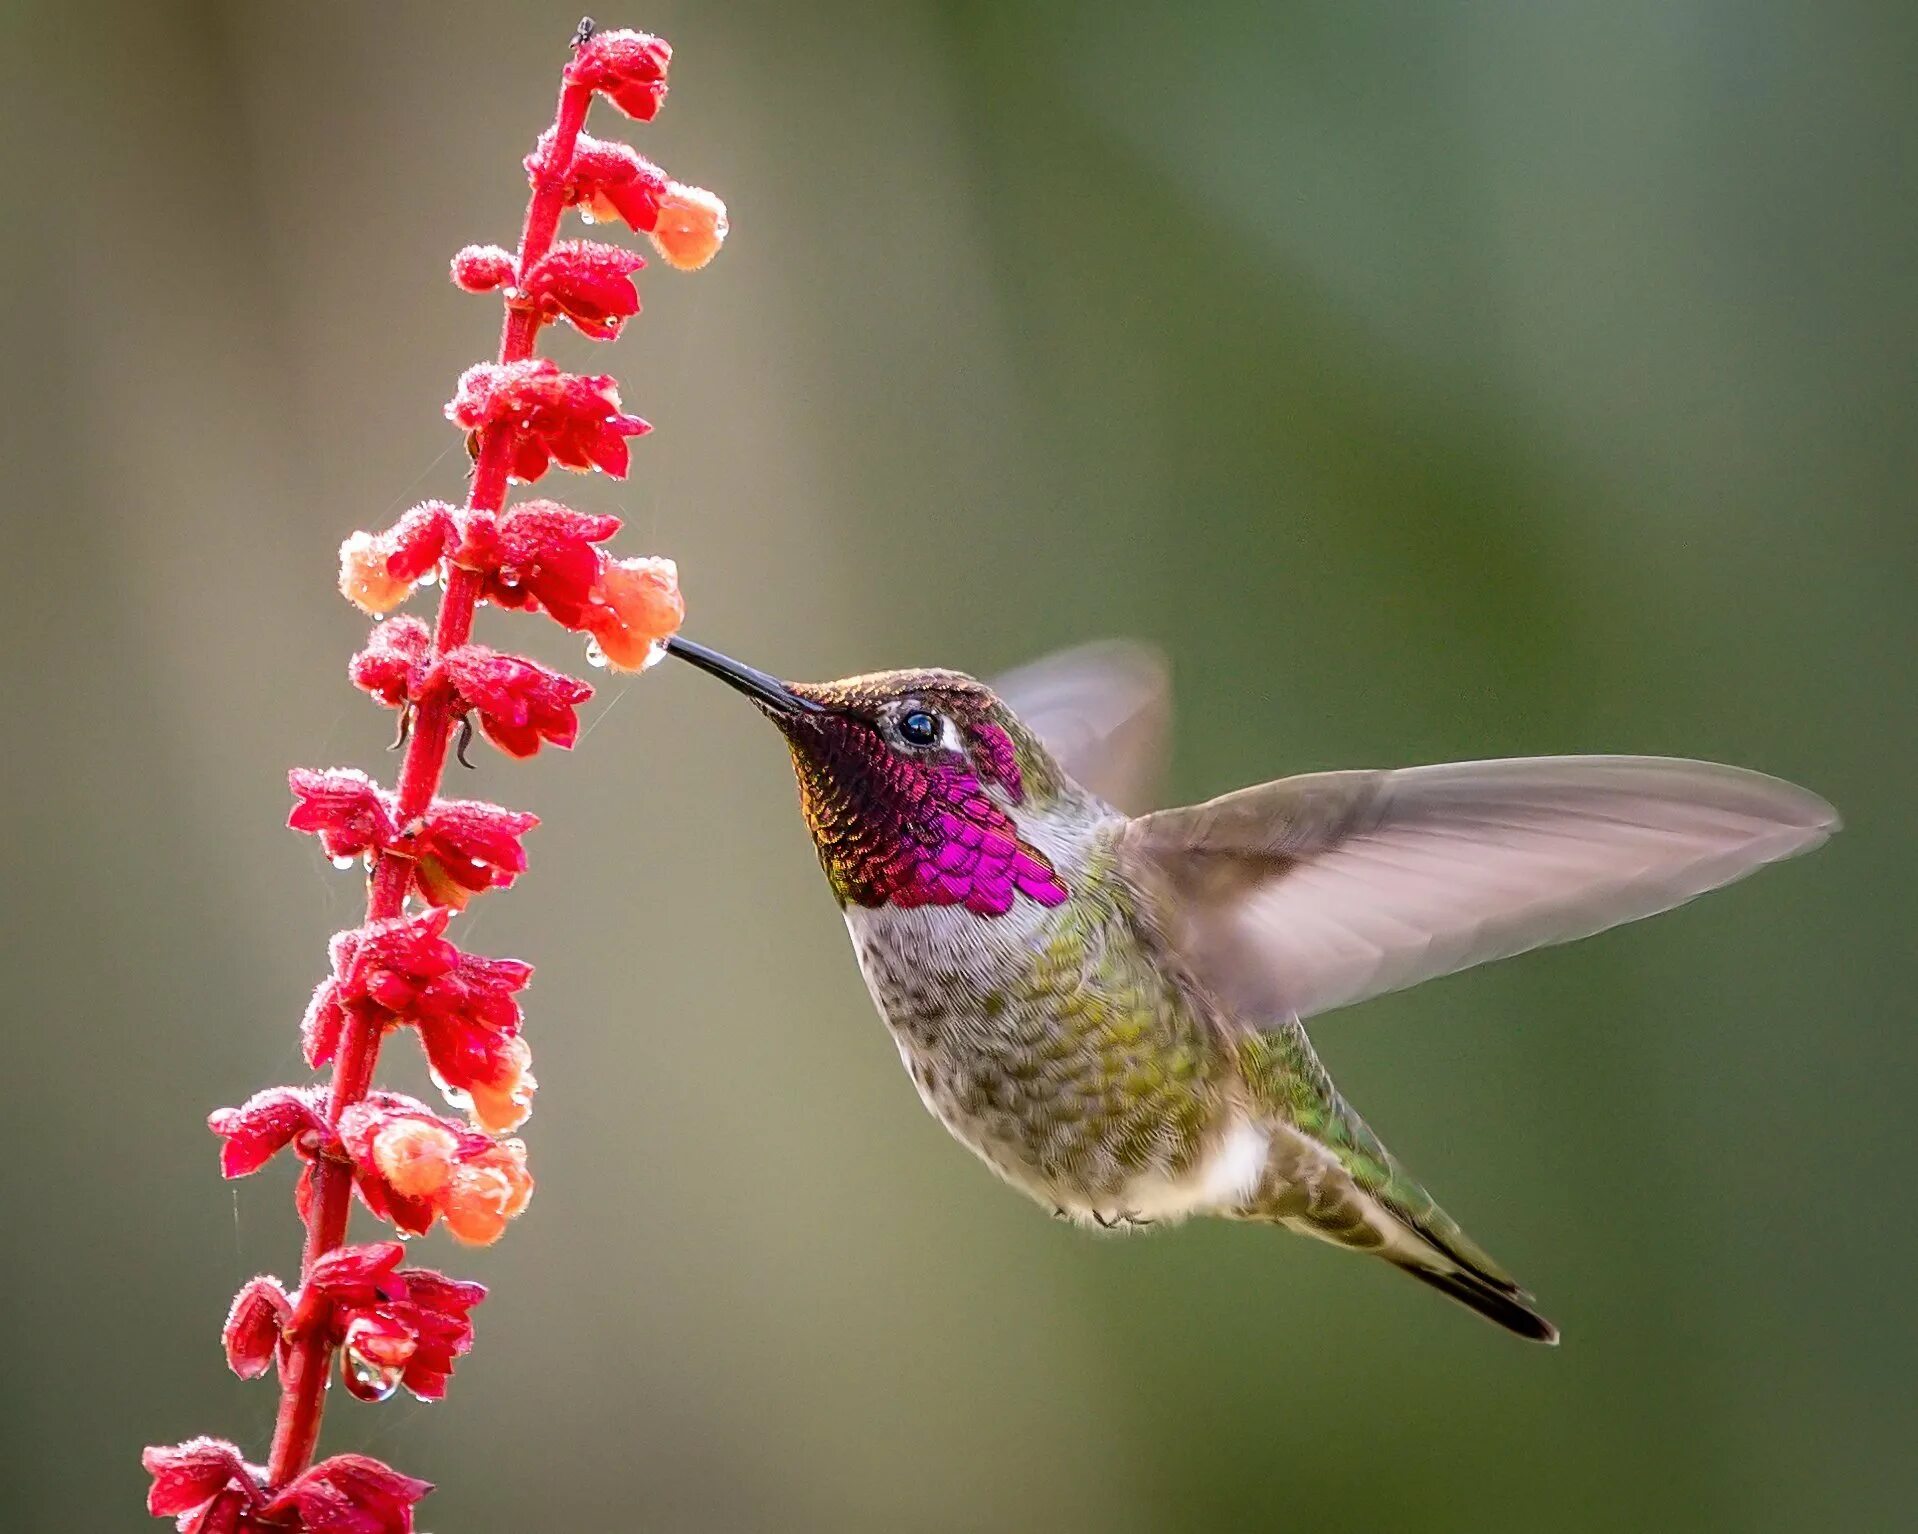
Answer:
1122, 756, 1837, 1022
993, 641, 1171, 814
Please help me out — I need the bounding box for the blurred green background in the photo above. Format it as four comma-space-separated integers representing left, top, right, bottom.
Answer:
4, 2, 1913, 1529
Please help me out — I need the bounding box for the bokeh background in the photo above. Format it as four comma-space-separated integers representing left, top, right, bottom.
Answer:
4, 2, 1914, 1529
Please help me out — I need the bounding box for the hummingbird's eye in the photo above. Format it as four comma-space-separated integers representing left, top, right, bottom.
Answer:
897, 709, 942, 748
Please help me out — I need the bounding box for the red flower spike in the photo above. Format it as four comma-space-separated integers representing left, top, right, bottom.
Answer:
287, 768, 396, 863
347, 616, 432, 709
450, 243, 514, 294
650, 182, 729, 271
208, 1087, 328, 1179
406, 799, 538, 909
584, 554, 684, 670
456, 499, 623, 626
259, 1454, 432, 1534
531, 128, 671, 232
518, 240, 645, 339
565, 27, 672, 120
143, 1438, 266, 1529
151, 29, 728, 1515
439, 644, 592, 757
338, 503, 456, 615
223, 1278, 292, 1381
447, 359, 650, 482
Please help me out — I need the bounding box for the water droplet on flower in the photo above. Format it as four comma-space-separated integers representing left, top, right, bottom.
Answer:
343, 1346, 403, 1403
417, 566, 438, 588
584, 636, 609, 669
580, 208, 598, 225
639, 640, 667, 672
330, 854, 357, 871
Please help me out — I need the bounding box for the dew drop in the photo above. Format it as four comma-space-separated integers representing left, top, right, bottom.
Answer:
639, 639, 666, 673
330, 854, 357, 871
417, 565, 439, 588
343, 1346, 403, 1403
584, 636, 610, 669
580, 208, 598, 226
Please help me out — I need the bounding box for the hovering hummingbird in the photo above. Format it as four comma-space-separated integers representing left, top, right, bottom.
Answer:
664, 636, 1836, 1342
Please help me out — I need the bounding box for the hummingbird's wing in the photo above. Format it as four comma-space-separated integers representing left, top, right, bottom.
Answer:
992, 641, 1171, 815
1120, 756, 1836, 1023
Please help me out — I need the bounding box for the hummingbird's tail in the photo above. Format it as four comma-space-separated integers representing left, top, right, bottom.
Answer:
1236, 1022, 1559, 1344
1383, 1250, 1558, 1344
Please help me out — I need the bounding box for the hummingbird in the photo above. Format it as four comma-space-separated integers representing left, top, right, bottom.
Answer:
664, 635, 1836, 1342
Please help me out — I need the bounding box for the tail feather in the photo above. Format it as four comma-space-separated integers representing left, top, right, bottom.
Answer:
1391, 1256, 1559, 1344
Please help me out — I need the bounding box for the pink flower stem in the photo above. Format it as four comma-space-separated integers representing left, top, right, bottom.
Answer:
263, 70, 594, 1492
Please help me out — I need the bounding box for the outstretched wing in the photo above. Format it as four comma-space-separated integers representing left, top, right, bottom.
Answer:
1121, 756, 1836, 1022
993, 641, 1171, 815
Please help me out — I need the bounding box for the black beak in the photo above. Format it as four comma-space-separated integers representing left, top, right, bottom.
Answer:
663, 636, 824, 716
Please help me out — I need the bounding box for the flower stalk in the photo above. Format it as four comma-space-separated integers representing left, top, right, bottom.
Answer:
145, 21, 723, 1532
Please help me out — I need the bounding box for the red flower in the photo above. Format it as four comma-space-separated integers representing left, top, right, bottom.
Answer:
223, 1277, 292, 1381
439, 644, 593, 757
518, 240, 646, 339
281, 1241, 485, 1402
304, 1241, 410, 1310
260, 1454, 432, 1534
287, 768, 396, 864
302, 908, 536, 1129
347, 617, 432, 710
400, 798, 539, 909
338, 502, 456, 615
530, 128, 671, 231
649, 182, 728, 271
455, 499, 623, 627
337, 1097, 535, 1242
449, 243, 515, 293
583, 555, 684, 670
380, 1266, 487, 1399
208, 1087, 327, 1178
143, 1437, 266, 1533
296, 1243, 486, 1402
143, 1442, 430, 1534
565, 27, 672, 121
289, 771, 534, 908
446, 359, 650, 482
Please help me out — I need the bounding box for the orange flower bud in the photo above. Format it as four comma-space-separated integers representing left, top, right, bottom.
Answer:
584, 556, 683, 671
464, 1036, 537, 1134
339, 531, 416, 615
649, 183, 727, 271
440, 1140, 534, 1246
370, 1117, 460, 1199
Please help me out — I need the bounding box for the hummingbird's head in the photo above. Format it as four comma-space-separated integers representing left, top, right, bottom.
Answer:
665, 636, 1080, 916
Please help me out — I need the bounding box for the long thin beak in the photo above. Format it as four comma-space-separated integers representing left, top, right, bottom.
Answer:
664, 635, 824, 715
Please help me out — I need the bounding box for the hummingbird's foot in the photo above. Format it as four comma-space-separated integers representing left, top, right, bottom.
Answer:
1090, 1209, 1155, 1231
